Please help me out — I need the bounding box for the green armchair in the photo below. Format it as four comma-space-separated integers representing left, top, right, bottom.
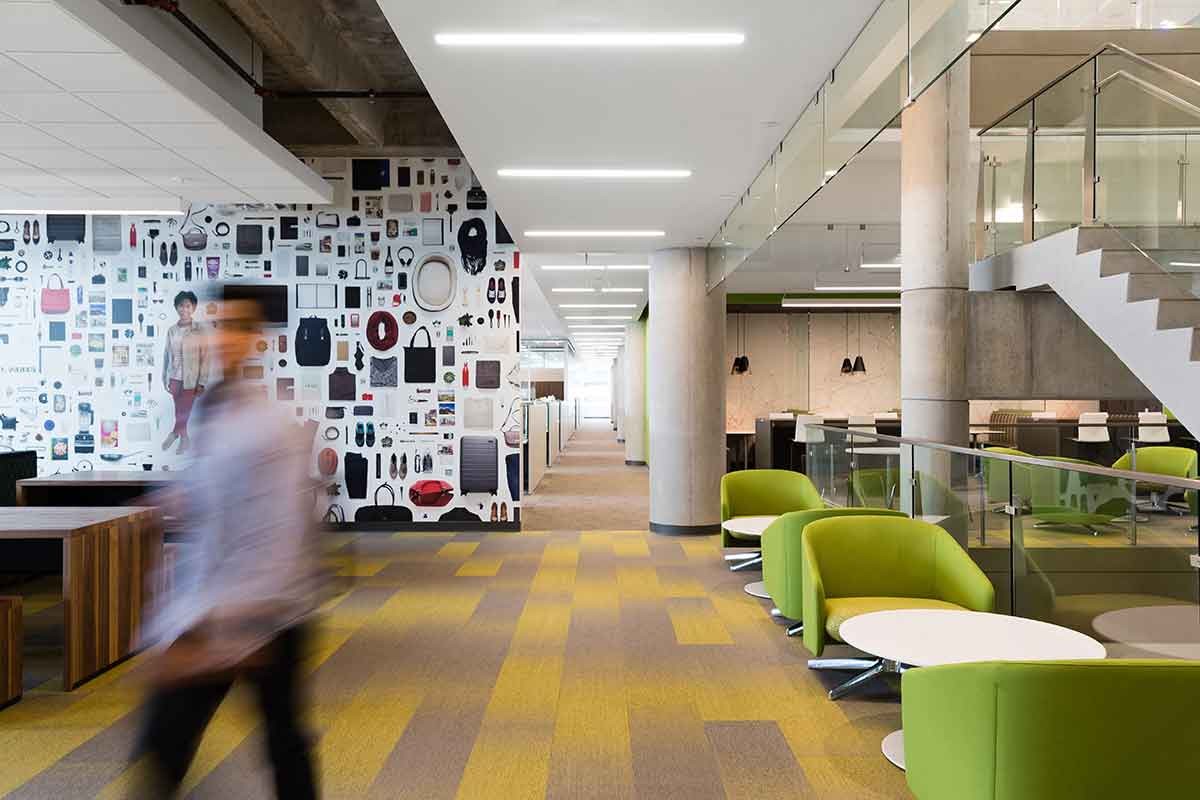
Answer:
801, 515, 995, 699
719, 471, 823, 571
761, 508, 907, 637
984, 447, 1127, 535
849, 467, 899, 509
1112, 446, 1197, 514
903, 660, 1200, 800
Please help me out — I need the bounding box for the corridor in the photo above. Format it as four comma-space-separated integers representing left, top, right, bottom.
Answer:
521, 421, 650, 532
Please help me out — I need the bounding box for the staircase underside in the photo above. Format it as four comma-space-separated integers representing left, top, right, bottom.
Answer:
971, 226, 1199, 437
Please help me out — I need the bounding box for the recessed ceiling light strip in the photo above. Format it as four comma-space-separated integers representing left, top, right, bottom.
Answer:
435, 32, 745, 48
499, 168, 691, 179
525, 231, 664, 238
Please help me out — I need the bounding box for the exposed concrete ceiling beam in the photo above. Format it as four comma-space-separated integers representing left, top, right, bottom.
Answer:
214, 0, 392, 146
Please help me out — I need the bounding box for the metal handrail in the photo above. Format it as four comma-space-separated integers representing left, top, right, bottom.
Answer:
805, 423, 1200, 492
977, 42, 1200, 135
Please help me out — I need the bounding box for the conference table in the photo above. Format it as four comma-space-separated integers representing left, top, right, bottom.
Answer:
15, 470, 181, 507
838, 609, 1106, 770
721, 515, 778, 598
0, 507, 164, 690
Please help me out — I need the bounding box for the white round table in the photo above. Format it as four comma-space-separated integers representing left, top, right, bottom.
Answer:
721, 516, 778, 599
721, 515, 777, 539
1092, 604, 1200, 660
839, 609, 1107, 770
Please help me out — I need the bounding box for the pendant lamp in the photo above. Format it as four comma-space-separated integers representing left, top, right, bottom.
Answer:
852, 314, 867, 373
840, 314, 853, 374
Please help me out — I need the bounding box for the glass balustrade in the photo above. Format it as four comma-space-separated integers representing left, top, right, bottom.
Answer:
976, 42, 1200, 301
804, 423, 1200, 658
707, 0, 1024, 288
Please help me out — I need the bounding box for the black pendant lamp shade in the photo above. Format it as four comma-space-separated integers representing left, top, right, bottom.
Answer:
851, 313, 867, 374
840, 313, 853, 374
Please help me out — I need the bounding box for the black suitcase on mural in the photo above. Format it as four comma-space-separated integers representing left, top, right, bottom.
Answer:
459, 436, 498, 495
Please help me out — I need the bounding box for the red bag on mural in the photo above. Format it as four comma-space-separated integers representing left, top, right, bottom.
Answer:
409, 479, 454, 507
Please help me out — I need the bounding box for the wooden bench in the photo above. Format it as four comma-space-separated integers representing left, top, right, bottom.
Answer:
1, 596, 21, 708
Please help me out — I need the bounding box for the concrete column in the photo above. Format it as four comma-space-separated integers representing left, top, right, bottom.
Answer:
623, 319, 648, 465
613, 347, 625, 440
901, 58, 971, 446
648, 248, 726, 534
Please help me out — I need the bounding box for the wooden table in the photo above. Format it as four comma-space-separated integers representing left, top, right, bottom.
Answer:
16, 471, 181, 507
0, 507, 163, 690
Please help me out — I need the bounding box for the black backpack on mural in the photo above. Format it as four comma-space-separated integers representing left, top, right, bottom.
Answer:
296, 317, 332, 367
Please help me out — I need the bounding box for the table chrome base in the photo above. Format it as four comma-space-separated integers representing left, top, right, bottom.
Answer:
743, 580, 771, 599
881, 730, 906, 770
786, 623, 803, 637
724, 552, 758, 562
730, 555, 762, 572
808, 657, 903, 700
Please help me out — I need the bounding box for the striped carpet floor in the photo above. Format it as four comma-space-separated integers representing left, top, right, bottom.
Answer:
0, 426, 912, 799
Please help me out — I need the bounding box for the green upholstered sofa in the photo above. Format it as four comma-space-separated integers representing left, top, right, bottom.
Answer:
902, 659, 1200, 800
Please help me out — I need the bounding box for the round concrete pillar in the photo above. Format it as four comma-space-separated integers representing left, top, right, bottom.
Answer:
647, 248, 726, 534
901, 58, 971, 447
623, 319, 648, 465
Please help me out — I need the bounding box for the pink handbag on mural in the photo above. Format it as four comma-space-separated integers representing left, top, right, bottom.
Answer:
40, 274, 70, 314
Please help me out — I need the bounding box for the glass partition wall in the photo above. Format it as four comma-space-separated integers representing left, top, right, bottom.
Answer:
806, 423, 1200, 657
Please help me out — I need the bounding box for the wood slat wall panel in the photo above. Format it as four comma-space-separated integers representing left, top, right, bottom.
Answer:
62, 511, 162, 690
0, 596, 21, 707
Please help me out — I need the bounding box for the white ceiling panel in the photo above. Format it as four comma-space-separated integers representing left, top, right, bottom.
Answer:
1, 1, 116, 53
0, 92, 114, 123
7, 52, 164, 93
55, 169, 152, 189
4, 148, 118, 169
0, 122, 69, 148
0, 167, 71, 187
87, 148, 194, 170
0, 53, 61, 92
49, 122, 159, 149
0, 1, 329, 209
381, 0, 880, 254
137, 123, 249, 150
76, 92, 213, 124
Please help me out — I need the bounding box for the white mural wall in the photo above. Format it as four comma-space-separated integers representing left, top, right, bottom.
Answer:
0, 156, 521, 527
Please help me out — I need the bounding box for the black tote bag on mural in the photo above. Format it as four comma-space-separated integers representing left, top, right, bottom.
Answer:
404, 326, 437, 384
296, 317, 331, 366
354, 484, 413, 523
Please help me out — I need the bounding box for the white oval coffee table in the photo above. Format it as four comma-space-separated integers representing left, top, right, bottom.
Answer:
839, 609, 1106, 770
1092, 604, 1200, 660
721, 516, 778, 597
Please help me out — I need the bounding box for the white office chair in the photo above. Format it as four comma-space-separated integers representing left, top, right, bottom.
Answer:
794, 415, 825, 445
769, 412, 795, 421
873, 412, 899, 422
1137, 411, 1171, 443
848, 415, 876, 434
1075, 412, 1110, 443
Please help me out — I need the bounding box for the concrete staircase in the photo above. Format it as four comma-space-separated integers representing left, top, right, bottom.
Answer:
971, 226, 1200, 436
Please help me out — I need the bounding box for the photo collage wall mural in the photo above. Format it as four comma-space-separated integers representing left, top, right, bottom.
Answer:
0, 156, 522, 528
